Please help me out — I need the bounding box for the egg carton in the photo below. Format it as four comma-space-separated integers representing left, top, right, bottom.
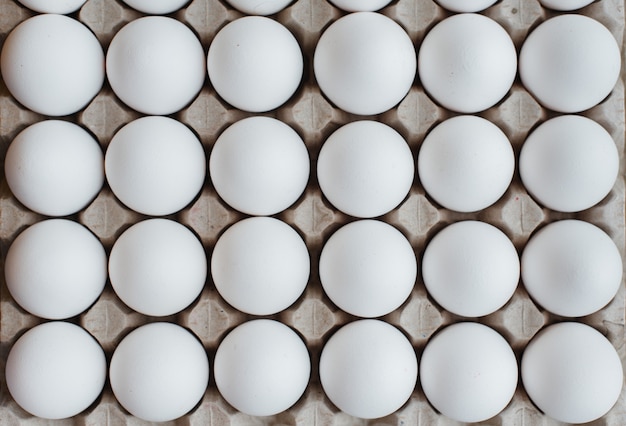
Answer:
0, 0, 625, 424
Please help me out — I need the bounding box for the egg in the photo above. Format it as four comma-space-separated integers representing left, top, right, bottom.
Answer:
1, 14, 104, 116
418, 115, 514, 212
519, 115, 618, 212
5, 219, 106, 320
522, 322, 623, 424
418, 13, 516, 113
106, 16, 205, 115
422, 221, 519, 317
327, 0, 393, 12
319, 220, 416, 318
209, 116, 309, 216
5, 120, 104, 217
211, 217, 310, 315
105, 116, 206, 216
313, 12, 416, 115
121, 0, 190, 14
434, 0, 498, 12
207, 16, 303, 112
521, 220, 622, 317
6, 322, 106, 419
317, 121, 414, 218
519, 15, 621, 113
214, 320, 310, 416
420, 322, 518, 423
17, 0, 87, 14
319, 319, 417, 419
109, 219, 207, 317
539, 0, 595, 11
109, 322, 209, 422
225, 0, 294, 15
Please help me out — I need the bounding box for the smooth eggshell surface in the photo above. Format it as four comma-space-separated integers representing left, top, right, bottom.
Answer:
5, 120, 104, 217
319, 319, 418, 419
521, 220, 622, 317
211, 217, 310, 315
327, 0, 393, 12
420, 322, 518, 423
225, 0, 293, 15
214, 320, 311, 416
434, 0, 498, 12
0, 14, 104, 116
522, 322, 623, 424
121, 0, 190, 14
17, 0, 87, 13
314, 12, 416, 115
6, 322, 106, 420
109, 219, 207, 316
319, 220, 417, 318
539, 0, 595, 11
109, 323, 209, 422
5, 219, 107, 320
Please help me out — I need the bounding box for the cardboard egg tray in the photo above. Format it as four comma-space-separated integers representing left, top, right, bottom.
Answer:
1, 0, 625, 424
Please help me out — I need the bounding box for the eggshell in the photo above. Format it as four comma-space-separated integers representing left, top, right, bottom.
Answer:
0, 14, 104, 116
319, 220, 416, 317
519, 14, 621, 113
6, 322, 106, 419
317, 121, 414, 218
420, 322, 518, 423
435, 0, 498, 12
105, 116, 206, 216
521, 220, 622, 317
109, 322, 209, 422
214, 320, 310, 416
519, 115, 618, 212
226, 0, 293, 15
314, 12, 416, 115
418, 115, 514, 212
109, 219, 207, 317
418, 13, 516, 113
522, 322, 623, 424
5, 120, 104, 217
121, 0, 190, 14
5, 219, 107, 320
319, 319, 417, 419
17, 0, 87, 14
539, 0, 595, 11
207, 16, 303, 112
422, 221, 519, 317
211, 217, 310, 315
327, 0, 393, 12
106, 16, 205, 115
209, 116, 309, 216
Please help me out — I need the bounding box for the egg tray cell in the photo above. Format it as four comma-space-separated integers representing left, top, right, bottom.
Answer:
0, 0, 625, 424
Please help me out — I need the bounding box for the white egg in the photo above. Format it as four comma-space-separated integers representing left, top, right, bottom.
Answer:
214, 320, 310, 416
314, 12, 416, 115
519, 115, 618, 213
434, 0, 498, 12
106, 16, 205, 115
519, 15, 621, 113
319, 220, 416, 318
207, 17, 303, 112
319, 319, 417, 419
539, 0, 595, 11
418, 13, 516, 113
121, 0, 190, 14
418, 116, 514, 212
422, 221, 519, 317
226, 0, 293, 15
327, 0, 393, 12
109, 322, 209, 422
6, 322, 106, 420
1, 14, 104, 116
105, 116, 206, 216
5, 120, 104, 217
521, 220, 622, 317
5, 219, 106, 320
209, 117, 309, 216
109, 219, 207, 317
17, 0, 87, 14
317, 121, 414, 218
420, 322, 518, 423
522, 322, 623, 423
211, 217, 310, 315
